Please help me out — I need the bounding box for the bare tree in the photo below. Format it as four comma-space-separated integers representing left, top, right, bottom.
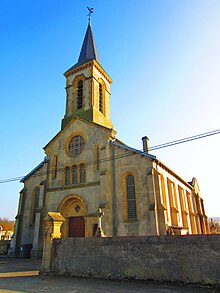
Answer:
209, 218, 220, 234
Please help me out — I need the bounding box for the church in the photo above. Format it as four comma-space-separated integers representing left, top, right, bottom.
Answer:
12, 22, 210, 257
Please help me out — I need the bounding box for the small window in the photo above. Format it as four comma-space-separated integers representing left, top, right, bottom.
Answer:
73, 165, 78, 184
65, 167, 70, 185
80, 164, 85, 183
69, 135, 85, 157
95, 145, 100, 170
126, 175, 137, 219
77, 80, 83, 109
32, 187, 40, 224
99, 83, 103, 113
52, 155, 58, 179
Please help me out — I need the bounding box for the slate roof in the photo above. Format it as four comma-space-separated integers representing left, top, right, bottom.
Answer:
65, 22, 100, 73
112, 140, 157, 160
20, 158, 47, 183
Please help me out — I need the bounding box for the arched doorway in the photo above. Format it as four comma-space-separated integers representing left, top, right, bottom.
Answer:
59, 195, 87, 238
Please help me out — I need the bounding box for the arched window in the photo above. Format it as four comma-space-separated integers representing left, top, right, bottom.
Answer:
73, 165, 78, 184
126, 175, 137, 219
65, 167, 70, 185
32, 187, 40, 224
99, 83, 103, 113
80, 164, 85, 183
77, 80, 83, 109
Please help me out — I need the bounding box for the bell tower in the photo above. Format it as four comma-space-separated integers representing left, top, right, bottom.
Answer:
61, 22, 113, 130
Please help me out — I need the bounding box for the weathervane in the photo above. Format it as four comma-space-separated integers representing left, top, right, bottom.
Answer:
87, 6, 94, 23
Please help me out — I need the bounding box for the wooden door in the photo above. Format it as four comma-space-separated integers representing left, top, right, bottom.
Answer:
69, 216, 85, 237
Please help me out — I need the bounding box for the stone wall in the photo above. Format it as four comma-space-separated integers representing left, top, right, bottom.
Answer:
0, 240, 10, 255
48, 235, 220, 286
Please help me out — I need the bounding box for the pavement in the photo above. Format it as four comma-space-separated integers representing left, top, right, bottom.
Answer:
0, 257, 218, 293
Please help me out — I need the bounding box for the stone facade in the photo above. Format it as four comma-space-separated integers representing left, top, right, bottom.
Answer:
13, 23, 209, 257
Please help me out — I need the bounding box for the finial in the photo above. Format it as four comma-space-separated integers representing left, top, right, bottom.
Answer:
87, 6, 94, 23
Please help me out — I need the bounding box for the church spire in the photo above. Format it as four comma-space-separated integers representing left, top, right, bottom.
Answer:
78, 22, 100, 65
65, 22, 100, 73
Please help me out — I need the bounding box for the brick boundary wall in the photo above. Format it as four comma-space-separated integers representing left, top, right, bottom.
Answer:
49, 235, 220, 286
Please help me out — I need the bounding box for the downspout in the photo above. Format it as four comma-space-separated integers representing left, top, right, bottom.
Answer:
110, 140, 117, 237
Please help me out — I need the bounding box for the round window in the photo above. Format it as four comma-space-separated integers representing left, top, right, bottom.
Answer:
69, 135, 85, 157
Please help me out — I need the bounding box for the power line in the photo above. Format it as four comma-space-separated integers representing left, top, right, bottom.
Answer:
0, 128, 219, 185
149, 129, 220, 151
0, 177, 24, 184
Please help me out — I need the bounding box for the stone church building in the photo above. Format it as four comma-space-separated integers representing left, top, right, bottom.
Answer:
13, 22, 209, 257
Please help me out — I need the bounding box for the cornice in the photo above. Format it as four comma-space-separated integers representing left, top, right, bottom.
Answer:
64, 62, 92, 78
92, 60, 112, 83
64, 60, 112, 84
154, 160, 193, 190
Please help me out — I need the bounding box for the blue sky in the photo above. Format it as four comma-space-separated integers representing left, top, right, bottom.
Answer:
0, 0, 220, 219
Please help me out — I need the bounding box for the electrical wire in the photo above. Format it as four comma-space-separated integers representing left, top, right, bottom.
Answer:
0, 128, 219, 184
149, 129, 220, 151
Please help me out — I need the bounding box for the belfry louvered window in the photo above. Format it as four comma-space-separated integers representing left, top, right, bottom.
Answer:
126, 175, 137, 219
77, 80, 83, 109
99, 83, 103, 113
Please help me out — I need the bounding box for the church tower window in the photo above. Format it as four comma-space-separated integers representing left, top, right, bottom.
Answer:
99, 82, 103, 113
126, 175, 137, 219
77, 80, 83, 109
